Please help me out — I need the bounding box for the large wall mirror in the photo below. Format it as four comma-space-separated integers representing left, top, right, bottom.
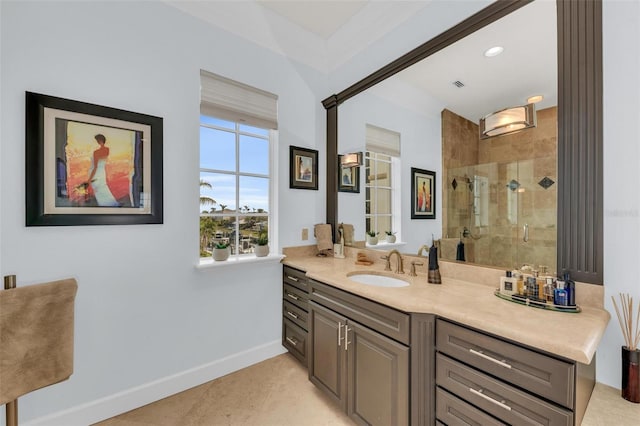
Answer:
325, 0, 603, 284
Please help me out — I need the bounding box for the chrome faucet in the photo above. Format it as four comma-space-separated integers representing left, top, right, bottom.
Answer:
417, 244, 430, 257
381, 249, 404, 274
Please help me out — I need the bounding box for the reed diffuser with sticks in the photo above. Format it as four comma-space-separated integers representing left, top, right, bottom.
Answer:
611, 293, 640, 403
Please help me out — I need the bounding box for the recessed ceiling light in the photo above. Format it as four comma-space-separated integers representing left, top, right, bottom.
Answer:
527, 95, 544, 104
484, 46, 504, 57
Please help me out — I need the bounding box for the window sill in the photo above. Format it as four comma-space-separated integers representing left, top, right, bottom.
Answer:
196, 253, 285, 270
365, 241, 407, 250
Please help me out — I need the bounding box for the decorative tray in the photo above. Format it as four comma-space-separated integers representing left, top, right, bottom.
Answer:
494, 290, 581, 313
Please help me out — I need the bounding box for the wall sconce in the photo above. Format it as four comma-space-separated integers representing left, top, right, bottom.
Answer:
340, 152, 362, 167
479, 103, 536, 140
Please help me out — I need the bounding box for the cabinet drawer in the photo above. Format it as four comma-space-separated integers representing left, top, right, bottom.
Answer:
283, 282, 308, 311
436, 353, 573, 426
437, 387, 506, 426
309, 279, 410, 344
283, 300, 308, 330
283, 266, 309, 292
436, 319, 574, 407
283, 317, 307, 365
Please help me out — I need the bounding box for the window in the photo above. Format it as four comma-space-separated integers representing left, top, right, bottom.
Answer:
199, 71, 277, 259
365, 125, 400, 239
365, 151, 393, 235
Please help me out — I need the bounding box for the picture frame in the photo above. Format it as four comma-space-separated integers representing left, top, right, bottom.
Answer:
337, 155, 360, 193
289, 146, 318, 190
25, 91, 163, 226
411, 167, 436, 219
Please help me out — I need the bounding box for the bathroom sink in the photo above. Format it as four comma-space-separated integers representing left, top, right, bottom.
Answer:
347, 272, 409, 288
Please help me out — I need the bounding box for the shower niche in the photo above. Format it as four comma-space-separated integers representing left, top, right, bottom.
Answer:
441, 107, 557, 273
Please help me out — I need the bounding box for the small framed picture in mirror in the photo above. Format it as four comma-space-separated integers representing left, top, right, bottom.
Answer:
338, 155, 359, 193
411, 167, 435, 219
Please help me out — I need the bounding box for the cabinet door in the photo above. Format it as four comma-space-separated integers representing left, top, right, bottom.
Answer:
347, 321, 409, 426
309, 301, 348, 411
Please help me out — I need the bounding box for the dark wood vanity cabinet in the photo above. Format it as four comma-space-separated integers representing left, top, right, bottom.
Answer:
308, 279, 412, 426
282, 266, 310, 365
282, 266, 436, 425
281, 265, 593, 426
435, 319, 594, 426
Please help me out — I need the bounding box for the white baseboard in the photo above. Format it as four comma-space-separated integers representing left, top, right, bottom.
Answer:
25, 340, 286, 426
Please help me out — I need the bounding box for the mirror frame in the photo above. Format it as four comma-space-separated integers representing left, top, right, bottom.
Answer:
322, 0, 603, 284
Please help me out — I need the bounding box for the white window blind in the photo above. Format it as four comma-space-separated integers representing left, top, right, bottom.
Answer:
200, 70, 278, 130
366, 124, 401, 157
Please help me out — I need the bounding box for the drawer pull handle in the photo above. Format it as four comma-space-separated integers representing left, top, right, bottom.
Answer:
344, 326, 351, 351
286, 311, 299, 319
286, 293, 299, 301
286, 337, 298, 346
469, 388, 512, 411
287, 275, 299, 282
469, 349, 512, 369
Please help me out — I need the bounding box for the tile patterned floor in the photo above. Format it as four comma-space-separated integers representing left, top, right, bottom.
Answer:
582, 382, 640, 425
96, 353, 639, 425
95, 354, 352, 426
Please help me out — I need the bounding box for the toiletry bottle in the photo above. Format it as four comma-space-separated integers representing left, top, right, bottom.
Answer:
540, 266, 552, 287
556, 274, 565, 292
544, 277, 555, 302
500, 270, 515, 296
527, 276, 538, 299
563, 272, 576, 306
516, 272, 524, 295
554, 278, 566, 306
554, 287, 567, 306
535, 270, 545, 300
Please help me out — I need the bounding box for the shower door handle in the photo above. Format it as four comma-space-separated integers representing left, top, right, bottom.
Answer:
523, 223, 529, 242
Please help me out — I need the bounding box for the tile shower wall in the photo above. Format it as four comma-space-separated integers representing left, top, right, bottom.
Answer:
442, 107, 557, 272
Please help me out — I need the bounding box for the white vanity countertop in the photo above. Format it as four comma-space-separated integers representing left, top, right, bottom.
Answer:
282, 254, 610, 364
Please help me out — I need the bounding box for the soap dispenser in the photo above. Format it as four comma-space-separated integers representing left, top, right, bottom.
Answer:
563, 272, 576, 306
427, 237, 442, 284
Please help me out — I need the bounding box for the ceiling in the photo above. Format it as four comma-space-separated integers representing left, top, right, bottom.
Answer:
166, 0, 431, 72
168, 0, 557, 123
392, 0, 557, 122
257, 0, 368, 39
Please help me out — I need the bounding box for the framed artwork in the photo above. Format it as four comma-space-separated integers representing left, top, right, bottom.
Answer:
25, 91, 163, 226
337, 155, 360, 193
411, 167, 436, 219
289, 146, 318, 190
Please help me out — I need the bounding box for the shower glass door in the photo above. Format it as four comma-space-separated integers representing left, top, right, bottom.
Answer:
444, 157, 556, 272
